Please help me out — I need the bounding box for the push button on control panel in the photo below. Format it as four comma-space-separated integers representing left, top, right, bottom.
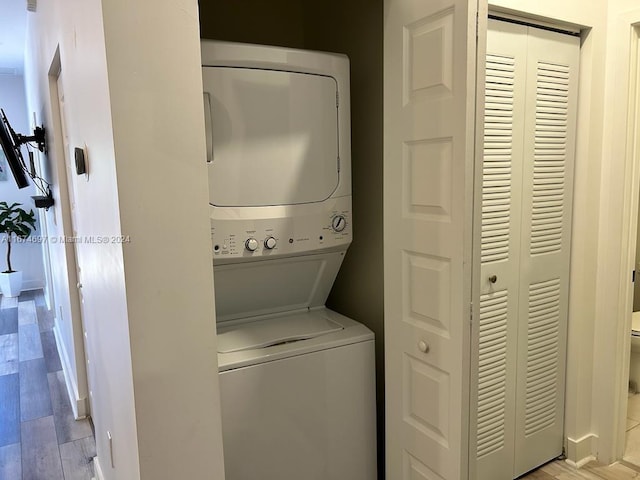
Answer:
264, 236, 277, 249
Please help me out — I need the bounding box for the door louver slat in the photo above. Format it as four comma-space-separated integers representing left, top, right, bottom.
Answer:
477, 289, 509, 458
524, 279, 561, 436
482, 55, 515, 265
530, 62, 569, 257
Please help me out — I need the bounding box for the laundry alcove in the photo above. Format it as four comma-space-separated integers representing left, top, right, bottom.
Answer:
197, 1, 386, 476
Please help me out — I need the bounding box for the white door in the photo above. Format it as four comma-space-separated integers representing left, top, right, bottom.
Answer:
475, 19, 579, 480
384, 0, 479, 478
475, 19, 526, 480
55, 73, 93, 418
514, 24, 579, 477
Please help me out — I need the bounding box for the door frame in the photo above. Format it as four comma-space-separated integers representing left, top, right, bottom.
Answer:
609, 15, 640, 464
45, 53, 90, 419
469, 4, 488, 479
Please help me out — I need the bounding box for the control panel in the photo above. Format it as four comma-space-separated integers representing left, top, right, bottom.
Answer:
211, 197, 352, 261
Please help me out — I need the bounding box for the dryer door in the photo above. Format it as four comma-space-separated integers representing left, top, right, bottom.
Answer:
203, 67, 340, 207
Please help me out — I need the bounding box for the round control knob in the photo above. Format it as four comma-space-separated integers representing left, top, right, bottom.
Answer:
245, 238, 259, 252
331, 215, 347, 232
264, 236, 277, 250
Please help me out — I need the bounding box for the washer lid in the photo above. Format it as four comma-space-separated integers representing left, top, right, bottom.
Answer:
217, 308, 374, 372
218, 310, 343, 353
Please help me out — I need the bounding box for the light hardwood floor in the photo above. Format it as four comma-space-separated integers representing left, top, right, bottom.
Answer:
0, 290, 95, 480
4, 291, 640, 480
520, 459, 640, 479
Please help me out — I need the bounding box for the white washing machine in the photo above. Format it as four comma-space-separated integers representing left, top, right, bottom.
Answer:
201, 41, 377, 479
218, 308, 375, 480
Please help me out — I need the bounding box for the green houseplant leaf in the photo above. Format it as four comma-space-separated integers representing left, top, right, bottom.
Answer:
0, 202, 36, 273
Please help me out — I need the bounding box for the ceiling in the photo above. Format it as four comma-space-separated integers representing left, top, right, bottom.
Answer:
0, 0, 27, 75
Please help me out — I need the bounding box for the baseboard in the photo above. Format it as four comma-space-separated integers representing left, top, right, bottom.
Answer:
53, 323, 89, 419
565, 455, 596, 469
565, 433, 598, 467
92, 456, 105, 480
22, 279, 45, 291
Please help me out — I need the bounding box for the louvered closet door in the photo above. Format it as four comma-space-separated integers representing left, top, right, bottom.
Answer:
476, 19, 526, 480
476, 19, 579, 480
513, 26, 579, 478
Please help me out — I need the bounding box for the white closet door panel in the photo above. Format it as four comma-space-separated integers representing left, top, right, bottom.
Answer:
476, 20, 526, 480
384, 0, 477, 478
514, 26, 579, 478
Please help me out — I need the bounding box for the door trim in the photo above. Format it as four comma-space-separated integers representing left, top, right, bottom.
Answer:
612, 17, 640, 464
469, 3, 488, 479
46, 53, 90, 419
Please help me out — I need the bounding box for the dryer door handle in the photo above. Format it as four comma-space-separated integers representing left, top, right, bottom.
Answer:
203, 92, 214, 164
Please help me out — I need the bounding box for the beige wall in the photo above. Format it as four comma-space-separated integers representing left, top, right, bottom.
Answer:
199, 0, 306, 48
25, 0, 225, 478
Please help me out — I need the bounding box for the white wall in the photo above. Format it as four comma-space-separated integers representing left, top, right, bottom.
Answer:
24, 0, 226, 479
489, 0, 609, 465
0, 74, 45, 289
24, 10, 89, 423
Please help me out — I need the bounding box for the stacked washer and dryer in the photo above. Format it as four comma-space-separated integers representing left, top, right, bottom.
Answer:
201, 41, 377, 479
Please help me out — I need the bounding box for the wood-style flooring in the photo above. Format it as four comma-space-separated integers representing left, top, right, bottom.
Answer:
0, 290, 95, 480
520, 459, 640, 479
3, 291, 640, 480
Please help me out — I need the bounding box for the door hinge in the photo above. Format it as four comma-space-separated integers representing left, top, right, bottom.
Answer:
337, 155, 341, 172
470, 302, 473, 325
336, 91, 339, 108
633, 270, 636, 283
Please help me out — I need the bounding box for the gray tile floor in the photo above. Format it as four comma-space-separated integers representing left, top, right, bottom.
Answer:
0, 290, 95, 480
